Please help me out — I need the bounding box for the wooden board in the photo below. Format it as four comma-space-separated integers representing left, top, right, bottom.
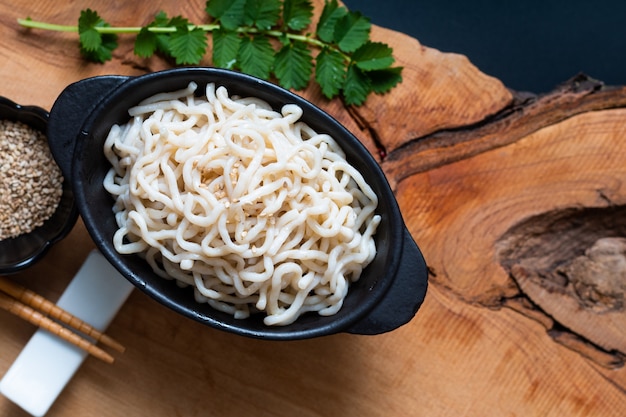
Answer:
0, 1, 624, 416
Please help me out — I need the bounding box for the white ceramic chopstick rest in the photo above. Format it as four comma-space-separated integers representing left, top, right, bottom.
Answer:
0, 250, 134, 416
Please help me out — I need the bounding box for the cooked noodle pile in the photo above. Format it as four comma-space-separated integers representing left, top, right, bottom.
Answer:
103, 82, 380, 325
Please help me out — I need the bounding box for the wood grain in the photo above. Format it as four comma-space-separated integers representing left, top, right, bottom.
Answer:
0, 1, 624, 416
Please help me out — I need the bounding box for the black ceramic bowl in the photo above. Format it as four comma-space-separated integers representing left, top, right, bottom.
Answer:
0, 97, 78, 274
47, 68, 427, 340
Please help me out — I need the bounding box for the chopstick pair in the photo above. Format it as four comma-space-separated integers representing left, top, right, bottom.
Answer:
0, 276, 124, 364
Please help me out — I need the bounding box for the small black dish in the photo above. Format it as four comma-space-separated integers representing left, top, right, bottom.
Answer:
47, 68, 428, 340
0, 96, 78, 274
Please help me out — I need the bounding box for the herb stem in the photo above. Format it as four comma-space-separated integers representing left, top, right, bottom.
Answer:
241, 28, 348, 60
18, 18, 77, 32
17, 18, 349, 60
18, 18, 220, 34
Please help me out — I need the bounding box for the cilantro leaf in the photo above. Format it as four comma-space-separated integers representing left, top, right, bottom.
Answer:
167, 15, 189, 27
274, 40, 313, 90
245, 0, 281, 30
366, 66, 403, 94
316, 0, 347, 43
142, 13, 192, 59
352, 41, 394, 71
149, 11, 176, 55
315, 47, 346, 99
78, 9, 117, 63
135, 27, 157, 57
238, 35, 274, 79
206, 0, 246, 31
168, 25, 207, 65
282, 0, 314, 31
152, 10, 170, 26
212, 28, 241, 69
80, 33, 118, 63
78, 9, 103, 51
343, 64, 371, 106
334, 11, 371, 53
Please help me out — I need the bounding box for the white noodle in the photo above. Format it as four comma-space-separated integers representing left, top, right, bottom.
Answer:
103, 82, 380, 325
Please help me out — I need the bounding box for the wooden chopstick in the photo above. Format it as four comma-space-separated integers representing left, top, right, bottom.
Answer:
0, 292, 114, 363
0, 276, 125, 353
0, 276, 125, 363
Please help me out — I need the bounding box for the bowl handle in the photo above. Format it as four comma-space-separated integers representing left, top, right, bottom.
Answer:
346, 227, 428, 335
47, 75, 130, 181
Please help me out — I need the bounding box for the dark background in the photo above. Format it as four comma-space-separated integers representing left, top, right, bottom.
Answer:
342, 0, 626, 93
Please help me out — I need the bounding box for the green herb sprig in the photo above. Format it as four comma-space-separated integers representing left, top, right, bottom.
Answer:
18, 0, 402, 106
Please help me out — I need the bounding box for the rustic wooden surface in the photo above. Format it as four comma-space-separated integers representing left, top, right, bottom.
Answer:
1, 1, 625, 416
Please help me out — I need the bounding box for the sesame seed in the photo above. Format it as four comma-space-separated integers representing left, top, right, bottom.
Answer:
0, 120, 64, 240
